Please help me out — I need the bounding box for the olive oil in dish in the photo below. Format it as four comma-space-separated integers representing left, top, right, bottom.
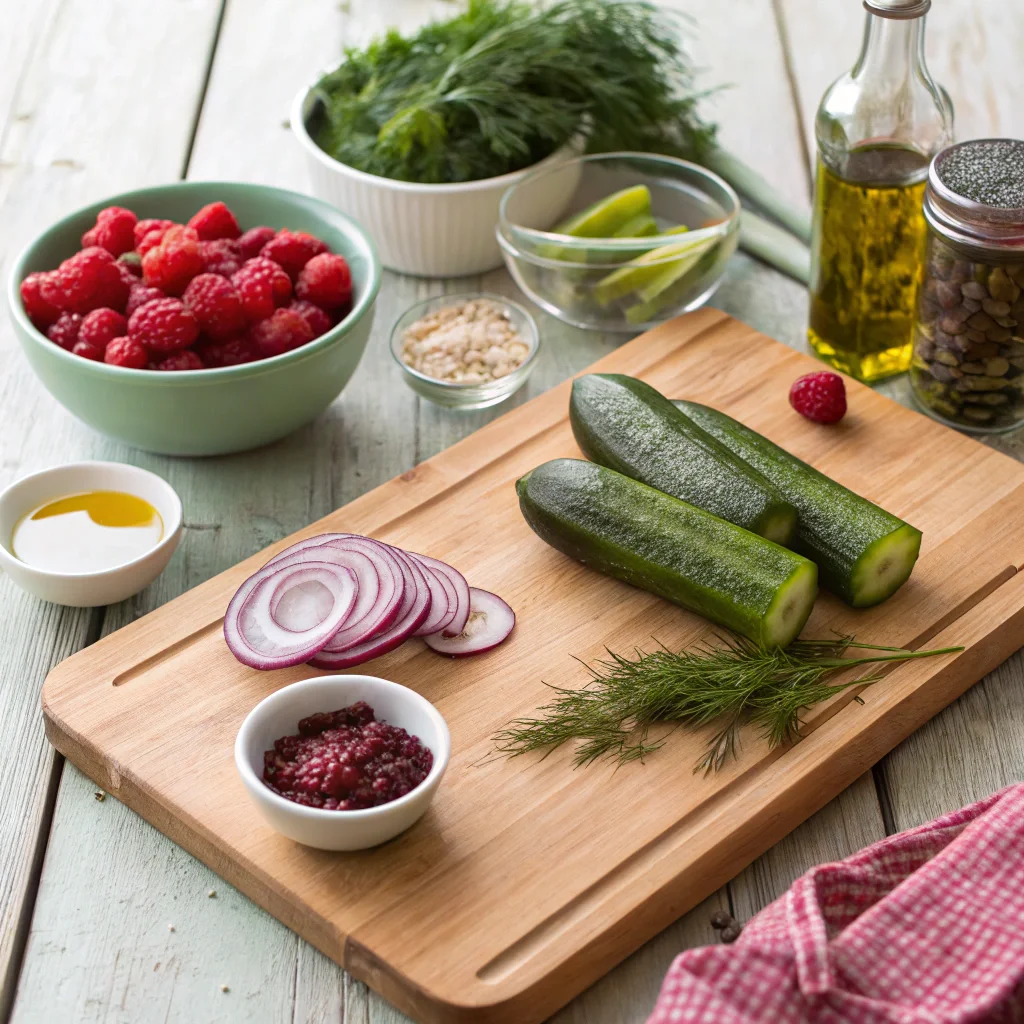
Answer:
12, 491, 163, 574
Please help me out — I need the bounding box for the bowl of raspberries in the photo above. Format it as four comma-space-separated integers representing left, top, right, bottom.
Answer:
8, 181, 381, 455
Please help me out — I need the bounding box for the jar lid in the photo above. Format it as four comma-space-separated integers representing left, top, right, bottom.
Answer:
925, 139, 1024, 255
863, 0, 931, 18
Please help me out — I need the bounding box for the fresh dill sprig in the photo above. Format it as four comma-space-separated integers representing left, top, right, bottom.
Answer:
493, 634, 963, 774
310, 0, 714, 184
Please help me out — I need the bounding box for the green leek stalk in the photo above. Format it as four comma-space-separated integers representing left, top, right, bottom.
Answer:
739, 210, 811, 286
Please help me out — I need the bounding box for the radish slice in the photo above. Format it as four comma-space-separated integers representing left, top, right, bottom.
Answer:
309, 548, 431, 669
411, 553, 470, 637
225, 561, 358, 670
423, 588, 515, 657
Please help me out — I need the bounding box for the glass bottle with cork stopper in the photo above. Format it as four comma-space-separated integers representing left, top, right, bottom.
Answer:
807, 0, 953, 383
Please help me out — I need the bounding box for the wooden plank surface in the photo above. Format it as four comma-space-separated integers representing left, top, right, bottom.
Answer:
0, 0, 225, 1018
5, 2, 1021, 1023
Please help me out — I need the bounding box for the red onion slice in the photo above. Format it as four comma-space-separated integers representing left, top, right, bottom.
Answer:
310, 548, 432, 669
411, 553, 470, 637
225, 561, 358, 670
423, 588, 515, 657
314, 538, 405, 650
409, 552, 455, 636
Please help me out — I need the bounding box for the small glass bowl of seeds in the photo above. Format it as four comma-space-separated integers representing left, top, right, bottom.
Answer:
390, 292, 541, 409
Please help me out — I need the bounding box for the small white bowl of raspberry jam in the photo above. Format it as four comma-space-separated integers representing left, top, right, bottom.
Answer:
235, 674, 451, 851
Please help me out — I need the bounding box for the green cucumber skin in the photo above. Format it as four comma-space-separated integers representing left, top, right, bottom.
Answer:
673, 400, 922, 607
570, 374, 797, 545
517, 459, 816, 647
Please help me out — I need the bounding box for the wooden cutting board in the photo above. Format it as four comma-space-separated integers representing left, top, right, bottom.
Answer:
42, 309, 1024, 1024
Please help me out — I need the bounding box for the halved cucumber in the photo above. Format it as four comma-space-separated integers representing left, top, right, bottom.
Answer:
570, 374, 798, 544
517, 459, 817, 648
673, 400, 922, 607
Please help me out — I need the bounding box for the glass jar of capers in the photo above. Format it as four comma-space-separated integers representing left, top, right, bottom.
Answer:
912, 139, 1024, 433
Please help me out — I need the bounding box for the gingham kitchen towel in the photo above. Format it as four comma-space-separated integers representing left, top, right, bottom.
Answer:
648, 783, 1024, 1023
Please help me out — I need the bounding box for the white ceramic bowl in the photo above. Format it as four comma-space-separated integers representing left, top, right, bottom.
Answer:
235, 674, 451, 851
291, 79, 581, 277
0, 461, 182, 606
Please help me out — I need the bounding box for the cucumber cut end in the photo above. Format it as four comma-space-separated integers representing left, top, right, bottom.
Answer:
759, 506, 798, 547
848, 525, 922, 608
762, 561, 817, 648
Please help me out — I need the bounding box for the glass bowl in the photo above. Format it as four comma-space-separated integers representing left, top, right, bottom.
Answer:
390, 292, 541, 410
497, 152, 740, 332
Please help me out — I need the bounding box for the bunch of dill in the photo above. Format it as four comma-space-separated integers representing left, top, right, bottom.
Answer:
309, 0, 714, 184
493, 634, 962, 774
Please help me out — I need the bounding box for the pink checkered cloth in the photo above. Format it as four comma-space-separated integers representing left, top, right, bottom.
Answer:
648, 783, 1024, 1024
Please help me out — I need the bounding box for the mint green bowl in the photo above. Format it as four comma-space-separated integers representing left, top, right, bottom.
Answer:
8, 181, 381, 456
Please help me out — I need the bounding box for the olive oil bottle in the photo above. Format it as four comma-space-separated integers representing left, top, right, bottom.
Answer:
808, 0, 952, 383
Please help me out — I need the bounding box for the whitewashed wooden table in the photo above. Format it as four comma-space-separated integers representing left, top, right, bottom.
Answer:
1, 2, 1022, 1021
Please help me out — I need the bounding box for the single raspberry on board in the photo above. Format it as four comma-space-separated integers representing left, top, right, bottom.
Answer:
47, 247, 129, 314
197, 335, 256, 367
232, 257, 292, 322
126, 283, 166, 317
295, 253, 352, 310
188, 201, 241, 241
236, 225, 276, 261
20, 272, 63, 329
789, 371, 847, 424
81, 206, 137, 257
47, 313, 84, 350
248, 307, 314, 358
142, 225, 203, 296
260, 230, 328, 280
71, 339, 105, 361
79, 308, 128, 350
288, 299, 333, 338
134, 218, 175, 252
182, 273, 246, 341
104, 336, 149, 369
128, 297, 199, 353
154, 349, 205, 371
198, 238, 242, 278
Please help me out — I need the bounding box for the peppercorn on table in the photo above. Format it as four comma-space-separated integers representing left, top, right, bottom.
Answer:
1, 2, 1023, 1023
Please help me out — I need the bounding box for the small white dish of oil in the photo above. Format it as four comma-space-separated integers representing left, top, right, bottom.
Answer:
0, 462, 182, 606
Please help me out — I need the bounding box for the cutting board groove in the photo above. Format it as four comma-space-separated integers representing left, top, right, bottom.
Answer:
42, 309, 1024, 1024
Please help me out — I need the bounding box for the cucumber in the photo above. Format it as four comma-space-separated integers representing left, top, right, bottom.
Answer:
570, 374, 798, 545
517, 459, 817, 648
673, 400, 922, 607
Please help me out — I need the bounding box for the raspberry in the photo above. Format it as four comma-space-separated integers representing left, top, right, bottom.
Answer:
142, 225, 203, 296
20, 272, 63, 329
79, 308, 128, 350
47, 313, 84, 350
126, 283, 166, 317
187, 201, 240, 241
104, 336, 149, 369
198, 239, 242, 278
71, 339, 105, 361
295, 253, 352, 311
81, 206, 137, 257
128, 297, 199, 353
236, 225, 276, 261
134, 218, 175, 251
197, 335, 255, 367
154, 349, 204, 371
45, 247, 129, 314
232, 257, 292, 322
248, 308, 314, 358
789, 371, 847, 424
182, 274, 245, 341
288, 299, 333, 338
260, 230, 328, 280
116, 261, 141, 294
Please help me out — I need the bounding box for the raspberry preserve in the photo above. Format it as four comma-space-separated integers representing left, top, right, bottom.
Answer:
262, 701, 433, 811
